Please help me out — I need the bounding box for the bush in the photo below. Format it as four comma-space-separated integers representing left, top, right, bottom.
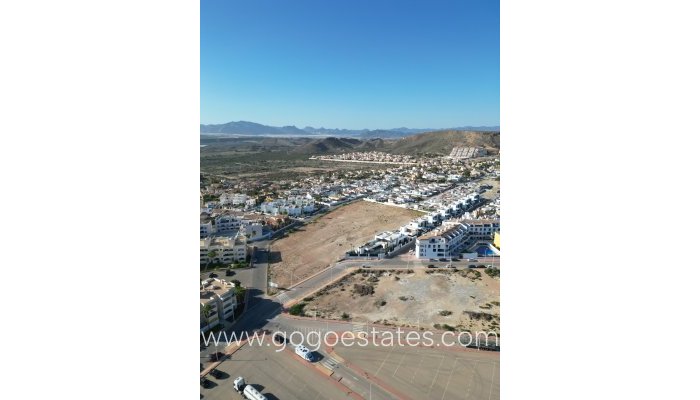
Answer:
353, 284, 374, 296
303, 296, 315, 302
289, 302, 306, 316
438, 310, 453, 316
374, 299, 387, 308
341, 312, 350, 320
398, 296, 409, 301
463, 311, 494, 321
485, 268, 500, 278
441, 324, 456, 331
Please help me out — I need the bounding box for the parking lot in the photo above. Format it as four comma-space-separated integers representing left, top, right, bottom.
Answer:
334, 344, 500, 400
201, 340, 354, 400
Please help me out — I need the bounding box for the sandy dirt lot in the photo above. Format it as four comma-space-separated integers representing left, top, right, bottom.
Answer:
303, 269, 500, 333
334, 344, 499, 400
269, 201, 423, 288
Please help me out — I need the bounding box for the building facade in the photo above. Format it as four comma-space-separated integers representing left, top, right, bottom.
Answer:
200, 278, 238, 332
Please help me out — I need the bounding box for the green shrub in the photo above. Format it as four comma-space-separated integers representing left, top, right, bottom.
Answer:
289, 302, 306, 316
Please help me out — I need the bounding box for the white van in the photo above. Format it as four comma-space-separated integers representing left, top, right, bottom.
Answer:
294, 345, 317, 362
243, 385, 267, 400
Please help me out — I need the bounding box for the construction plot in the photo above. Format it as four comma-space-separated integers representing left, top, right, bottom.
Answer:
302, 269, 500, 333
269, 201, 422, 288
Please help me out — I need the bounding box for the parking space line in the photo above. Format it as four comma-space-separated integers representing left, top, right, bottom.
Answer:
392, 353, 407, 378
440, 357, 459, 400
429, 355, 446, 389
373, 347, 395, 376
410, 354, 424, 384
488, 360, 497, 400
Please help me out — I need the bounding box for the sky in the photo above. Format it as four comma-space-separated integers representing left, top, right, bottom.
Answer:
201, 0, 499, 129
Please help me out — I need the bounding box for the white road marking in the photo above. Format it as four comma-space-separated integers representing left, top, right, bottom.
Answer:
392, 353, 407, 378
374, 347, 395, 376
410, 354, 425, 383
488, 361, 497, 400
440, 357, 459, 400
429, 355, 447, 389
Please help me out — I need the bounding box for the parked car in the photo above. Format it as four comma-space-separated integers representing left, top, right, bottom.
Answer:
427, 264, 436, 268
210, 369, 225, 380
361, 265, 370, 269
468, 264, 477, 268
225, 269, 235, 276
452, 258, 460, 262
208, 352, 225, 362
439, 258, 448, 262
208, 272, 218, 278
274, 334, 287, 344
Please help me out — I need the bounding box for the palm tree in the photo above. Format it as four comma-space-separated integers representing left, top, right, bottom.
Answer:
201, 303, 216, 331
206, 250, 217, 268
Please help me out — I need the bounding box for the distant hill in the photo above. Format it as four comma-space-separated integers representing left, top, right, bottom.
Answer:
200, 120, 499, 138
200, 121, 308, 135
387, 130, 500, 155
294, 137, 362, 153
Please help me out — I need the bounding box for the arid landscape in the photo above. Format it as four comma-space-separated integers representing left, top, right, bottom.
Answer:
268, 201, 423, 288
299, 268, 500, 334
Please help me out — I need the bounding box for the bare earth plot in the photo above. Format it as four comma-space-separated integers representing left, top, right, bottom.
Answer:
305, 269, 500, 333
269, 201, 423, 288
334, 344, 500, 400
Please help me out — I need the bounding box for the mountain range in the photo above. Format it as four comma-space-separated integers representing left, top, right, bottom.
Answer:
200, 121, 499, 138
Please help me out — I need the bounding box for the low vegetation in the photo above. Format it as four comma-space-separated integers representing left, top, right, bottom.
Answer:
288, 302, 307, 316
353, 283, 374, 296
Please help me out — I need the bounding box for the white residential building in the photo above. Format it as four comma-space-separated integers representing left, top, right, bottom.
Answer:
415, 224, 470, 259
458, 219, 500, 241
200, 221, 213, 239
200, 235, 248, 265
220, 193, 248, 206
200, 278, 238, 332
214, 215, 242, 235
239, 222, 264, 241
374, 231, 409, 250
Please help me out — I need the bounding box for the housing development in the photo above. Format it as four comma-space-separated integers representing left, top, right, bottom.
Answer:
200, 141, 500, 400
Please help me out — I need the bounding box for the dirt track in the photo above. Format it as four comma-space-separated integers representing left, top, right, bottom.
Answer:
269, 201, 422, 288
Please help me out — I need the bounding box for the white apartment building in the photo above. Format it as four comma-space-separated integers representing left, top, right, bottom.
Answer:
459, 218, 500, 241
220, 193, 248, 206
415, 224, 470, 259
214, 215, 242, 235
200, 221, 213, 239
200, 278, 238, 332
200, 296, 220, 333
200, 235, 248, 265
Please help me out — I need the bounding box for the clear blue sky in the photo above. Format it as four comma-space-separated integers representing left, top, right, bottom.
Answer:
201, 0, 499, 129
